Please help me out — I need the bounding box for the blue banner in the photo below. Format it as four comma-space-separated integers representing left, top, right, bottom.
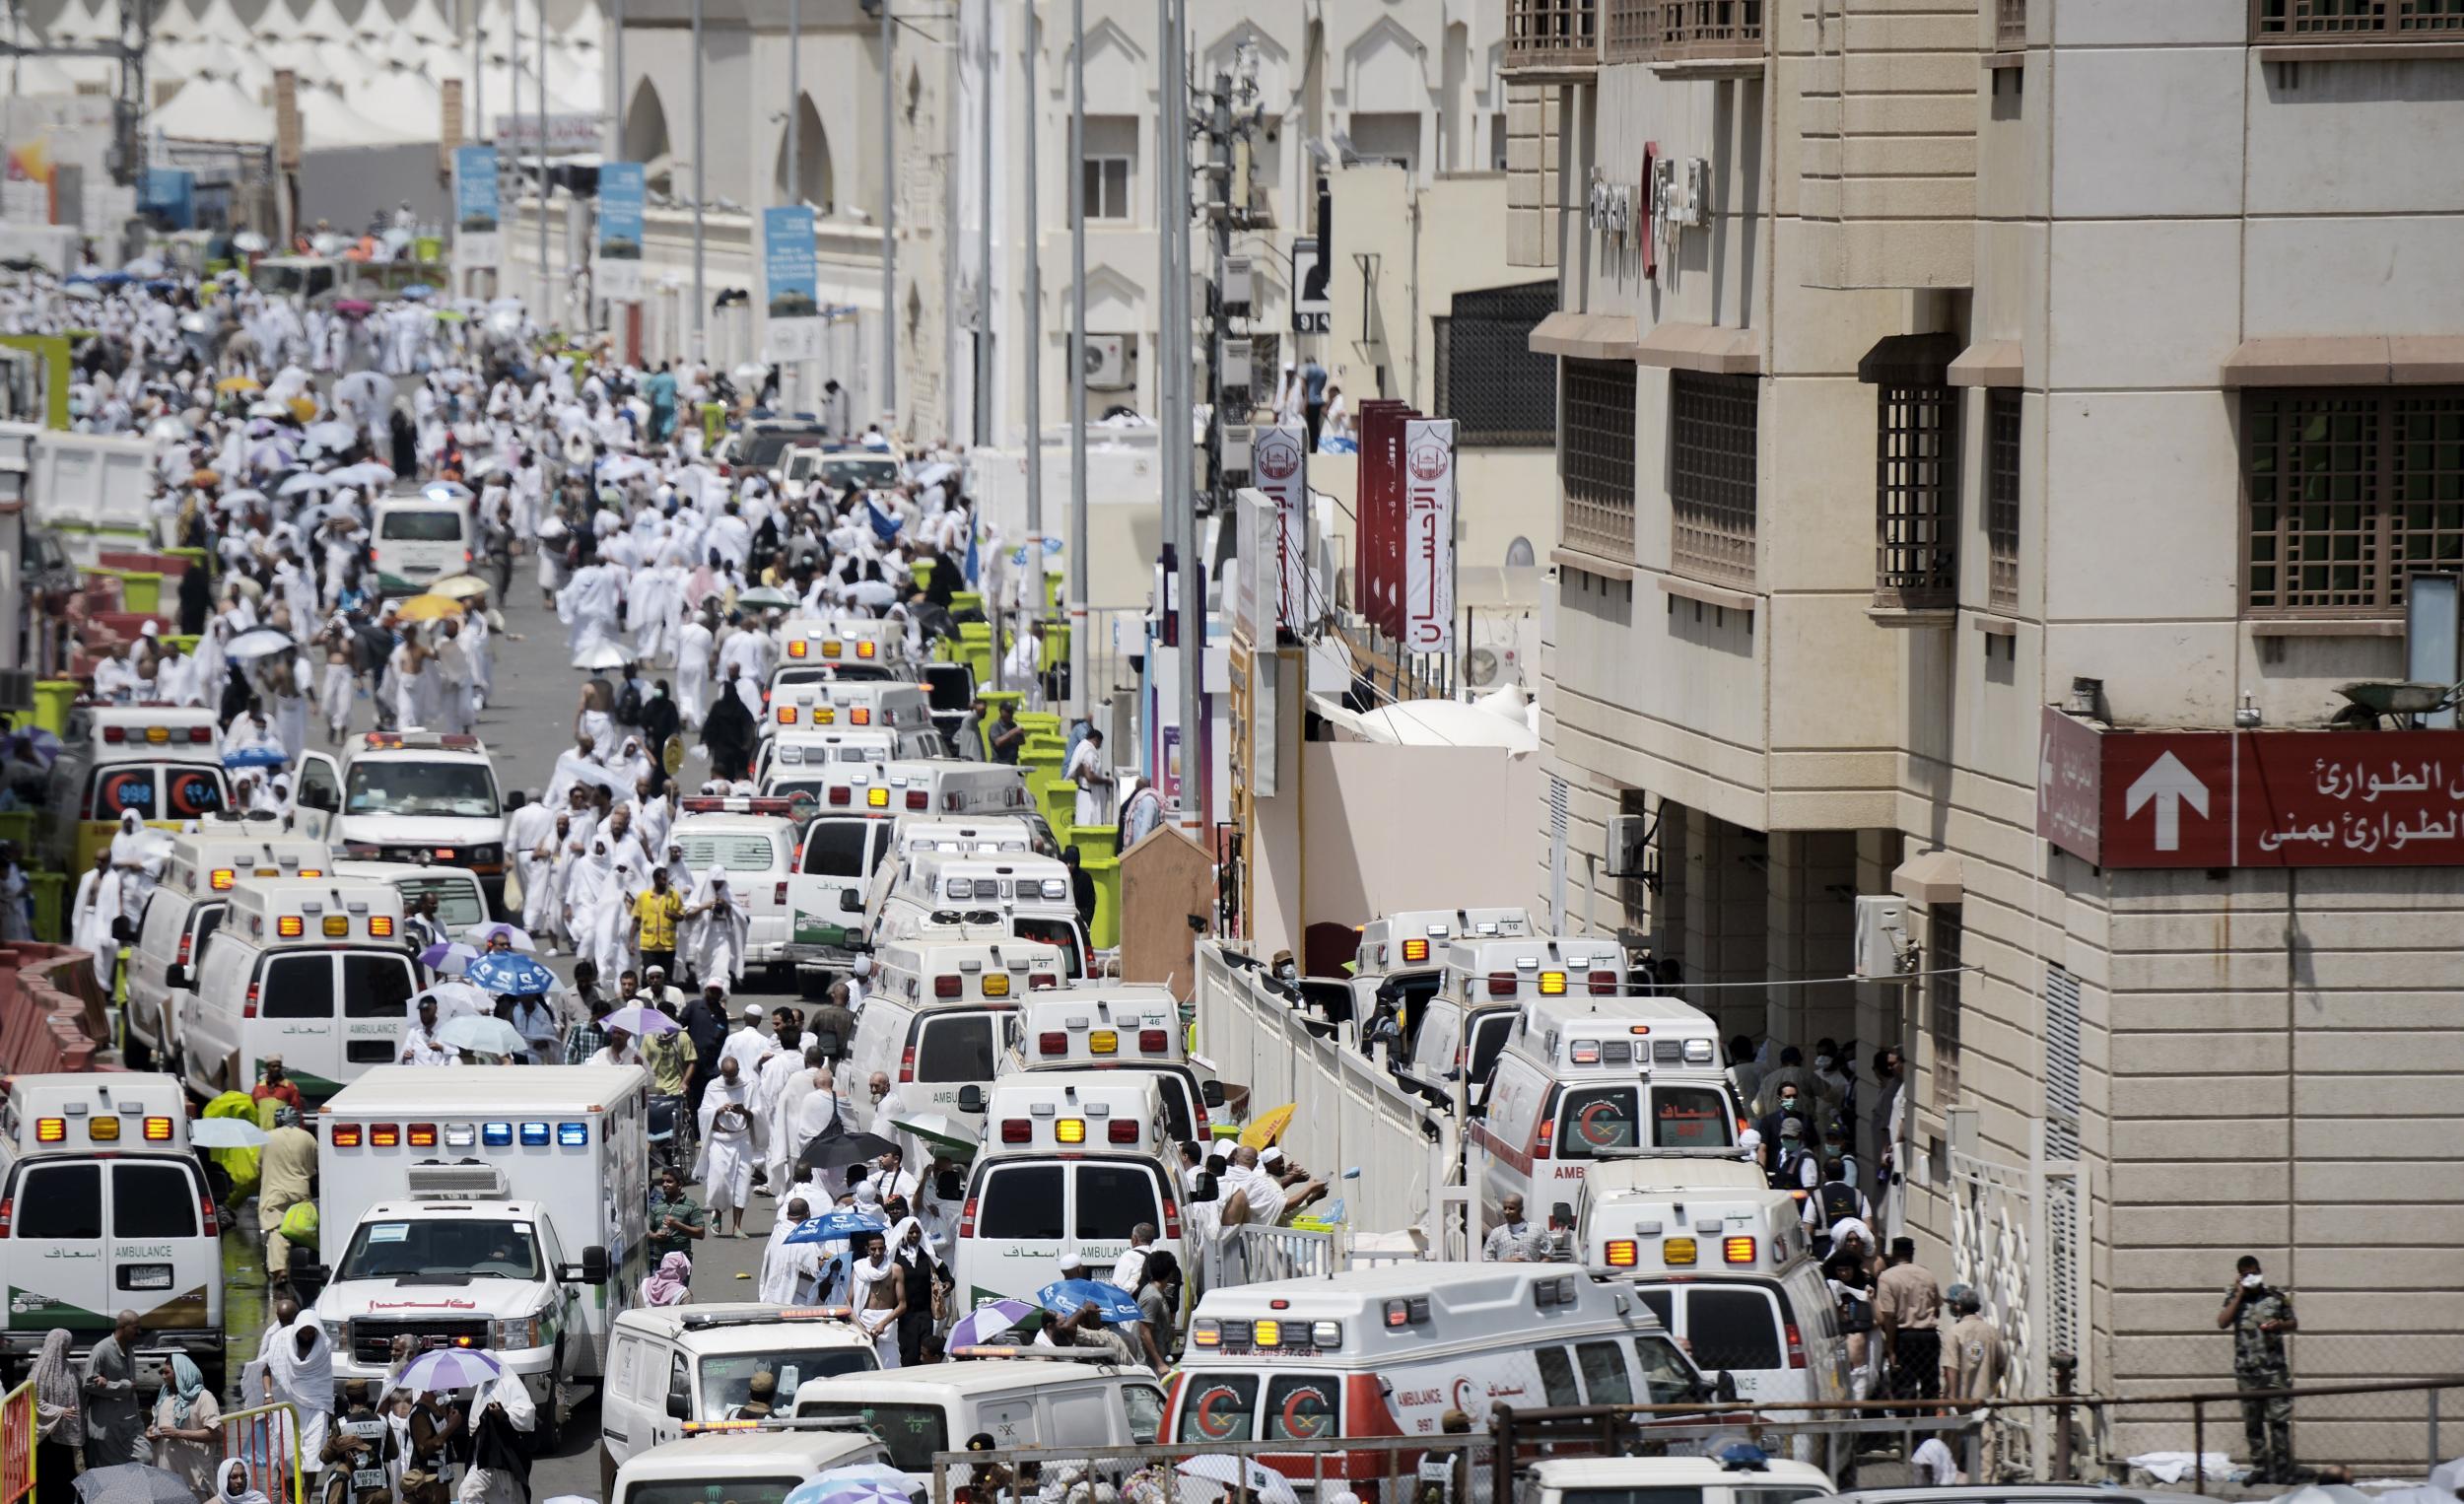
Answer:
453, 144, 500, 267
597, 161, 644, 300
762, 204, 820, 360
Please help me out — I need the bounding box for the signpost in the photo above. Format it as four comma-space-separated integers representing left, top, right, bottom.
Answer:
1289, 238, 1329, 334
1251, 425, 1308, 636
761, 204, 821, 362
452, 143, 500, 270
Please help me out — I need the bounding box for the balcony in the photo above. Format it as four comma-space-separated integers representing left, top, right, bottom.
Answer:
1506, 0, 1600, 78
2252, 0, 2464, 40
1607, 0, 1765, 66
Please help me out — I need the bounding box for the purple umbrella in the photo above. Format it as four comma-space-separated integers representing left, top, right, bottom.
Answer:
944, 1298, 1037, 1348
601, 1004, 680, 1038
419, 941, 481, 975
464, 922, 536, 952
395, 1347, 505, 1393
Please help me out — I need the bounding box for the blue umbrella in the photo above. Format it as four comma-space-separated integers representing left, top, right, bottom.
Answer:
222, 745, 290, 769
401, 283, 436, 300
782, 1483, 911, 1504
462, 951, 557, 996
784, 1210, 889, 1246
1035, 1277, 1145, 1327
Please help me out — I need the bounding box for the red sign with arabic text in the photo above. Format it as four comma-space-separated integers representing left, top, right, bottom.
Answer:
2039, 712, 2464, 868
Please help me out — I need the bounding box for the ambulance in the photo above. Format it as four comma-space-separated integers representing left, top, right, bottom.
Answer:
888, 817, 1048, 859
310, 1066, 648, 1433
180, 877, 417, 1100
294, 731, 511, 913
1001, 986, 1222, 1143
1351, 907, 1533, 1066
608, 1427, 890, 1504
1570, 1158, 1851, 1414
599, 1304, 879, 1483
41, 703, 233, 874
790, 1358, 1167, 1481
1402, 935, 1629, 1105
0, 1073, 224, 1388
668, 800, 800, 981
780, 768, 1037, 968
1474, 991, 1743, 1229
1167, 1265, 1724, 1483
950, 1071, 1184, 1308
124, 827, 334, 1073
839, 936, 1065, 1136
771, 618, 912, 679
763, 679, 937, 749
865, 851, 1092, 978
753, 729, 907, 787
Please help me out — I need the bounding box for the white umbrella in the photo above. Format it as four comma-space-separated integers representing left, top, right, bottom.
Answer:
226, 627, 297, 661
334, 372, 395, 412
232, 231, 269, 254
1176, 1455, 1300, 1504
413, 982, 491, 1020
574, 642, 631, 671
190, 1118, 268, 1149
332, 462, 396, 488
278, 472, 335, 497
123, 255, 166, 278
437, 1013, 526, 1057
306, 420, 357, 450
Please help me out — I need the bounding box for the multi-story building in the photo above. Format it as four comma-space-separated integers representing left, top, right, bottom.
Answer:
1514, 0, 2464, 1466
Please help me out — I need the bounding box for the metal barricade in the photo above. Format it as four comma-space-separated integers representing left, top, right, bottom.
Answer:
220, 1401, 306, 1504
0, 1379, 34, 1504
1203, 1222, 1336, 1290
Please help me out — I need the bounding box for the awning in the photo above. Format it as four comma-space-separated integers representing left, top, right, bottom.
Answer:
1948, 339, 2022, 388
1892, 848, 1964, 906
2221, 335, 2464, 387
1528, 311, 1640, 361
1856, 331, 1962, 387
1630, 320, 1762, 376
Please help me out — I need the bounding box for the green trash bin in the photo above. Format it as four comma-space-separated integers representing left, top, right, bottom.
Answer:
1065, 824, 1120, 867
29, 871, 66, 941
33, 680, 80, 736
911, 558, 934, 592
952, 589, 984, 618
119, 571, 164, 615
1081, 852, 1122, 951
0, 809, 31, 857
1015, 712, 1062, 741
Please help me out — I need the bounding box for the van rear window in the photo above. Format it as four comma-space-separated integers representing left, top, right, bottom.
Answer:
1651, 1085, 1735, 1148
342, 954, 416, 1017
801, 820, 871, 877
789, 1402, 946, 1471
915, 1014, 995, 1081
976, 1162, 1063, 1241
676, 834, 781, 870
114, 1162, 199, 1239
1688, 1288, 1783, 1371
624, 1481, 803, 1504
1263, 1374, 1340, 1441
1176, 1374, 1259, 1442
1073, 1164, 1160, 1241
1554, 1086, 1640, 1160
379, 511, 464, 541
15, 1162, 102, 1239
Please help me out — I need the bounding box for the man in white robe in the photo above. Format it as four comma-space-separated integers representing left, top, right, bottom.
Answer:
695, 1058, 757, 1236
682, 865, 751, 990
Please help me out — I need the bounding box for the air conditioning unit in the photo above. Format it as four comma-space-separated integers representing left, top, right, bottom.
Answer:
1084, 333, 1132, 390
1223, 337, 1255, 389
1223, 256, 1254, 316
1221, 423, 1254, 485
1605, 814, 1652, 878
1854, 896, 1914, 981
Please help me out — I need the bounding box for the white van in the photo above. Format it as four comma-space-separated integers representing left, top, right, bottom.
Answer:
866, 852, 1092, 979
1167, 1265, 1721, 1477
1002, 987, 1222, 1144
601, 1305, 879, 1482
1402, 935, 1629, 1106
41, 703, 234, 875
332, 859, 492, 932
669, 801, 799, 979
951, 1071, 1182, 1308
839, 936, 1064, 1131
125, 828, 334, 1072
0, 1074, 224, 1388
1475, 991, 1743, 1229
296, 731, 510, 913
791, 1358, 1168, 1482
757, 730, 906, 787
1572, 1160, 1851, 1415
1521, 1455, 1836, 1504
180, 877, 416, 1099
1351, 907, 1533, 1068
609, 1425, 891, 1504
371, 495, 473, 595
766, 680, 937, 744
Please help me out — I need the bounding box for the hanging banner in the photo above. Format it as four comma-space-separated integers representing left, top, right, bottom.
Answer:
1402, 417, 1457, 655
452, 144, 499, 269
762, 204, 821, 361
596, 161, 645, 303
1251, 425, 1309, 636
1358, 400, 1409, 637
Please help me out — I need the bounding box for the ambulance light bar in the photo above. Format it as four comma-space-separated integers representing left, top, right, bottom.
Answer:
1725, 1236, 1757, 1264
680, 1306, 852, 1332
334, 1121, 584, 1148
1190, 1319, 1343, 1351
680, 797, 795, 816
103, 724, 214, 745
1383, 1297, 1430, 1328
1402, 938, 1429, 963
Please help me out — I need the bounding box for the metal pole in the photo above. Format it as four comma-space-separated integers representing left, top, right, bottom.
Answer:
608, 0, 622, 159
1171, 0, 1201, 825
1065, 0, 1087, 721
536, 0, 549, 322
690, 0, 705, 358
787, 0, 799, 410
1022, 0, 1043, 640
974, 0, 994, 448
879, 0, 897, 429
471, 0, 483, 157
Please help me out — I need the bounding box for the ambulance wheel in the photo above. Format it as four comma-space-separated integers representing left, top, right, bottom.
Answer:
123, 1029, 153, 1071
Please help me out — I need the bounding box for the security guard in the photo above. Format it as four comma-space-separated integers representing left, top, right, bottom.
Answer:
2219, 1254, 2301, 1484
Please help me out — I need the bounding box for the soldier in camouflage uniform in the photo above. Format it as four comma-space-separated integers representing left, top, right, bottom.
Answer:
2218, 1255, 2300, 1483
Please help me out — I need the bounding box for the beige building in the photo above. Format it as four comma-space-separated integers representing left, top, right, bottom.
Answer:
1511, 0, 2464, 1466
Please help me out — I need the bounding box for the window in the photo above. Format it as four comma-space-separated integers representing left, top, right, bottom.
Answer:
378, 510, 464, 541
1987, 388, 2021, 610
1554, 1085, 1640, 1159
1081, 115, 1136, 222
392, 877, 483, 929
1576, 1339, 1633, 1403
16, 1163, 103, 1239
1175, 1376, 1259, 1443
1875, 383, 1959, 609
1346, 112, 1421, 173
113, 1163, 200, 1239
1670, 372, 1760, 588
794, 1402, 947, 1470
1534, 1345, 1583, 1407
1650, 1085, 1737, 1148
801, 820, 871, 877
674, 834, 781, 870
1074, 1164, 1162, 1240
1687, 1287, 1783, 1371
976, 1163, 1065, 1240
260, 954, 334, 1020
1262, 1375, 1340, 1441
2243, 388, 2464, 616
1632, 1334, 1700, 1402
1562, 358, 1637, 558
1434, 282, 1559, 447
89, 768, 159, 819
2254, 0, 2464, 41
914, 1014, 995, 1081
342, 954, 415, 1017
1122, 1384, 1165, 1445
1932, 905, 1964, 1110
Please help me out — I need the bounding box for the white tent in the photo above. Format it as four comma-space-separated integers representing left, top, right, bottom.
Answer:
151, 72, 276, 143
295, 75, 428, 147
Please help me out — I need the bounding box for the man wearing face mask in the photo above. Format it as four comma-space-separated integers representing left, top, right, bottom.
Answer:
1266, 949, 1301, 1000
2219, 1255, 2300, 1483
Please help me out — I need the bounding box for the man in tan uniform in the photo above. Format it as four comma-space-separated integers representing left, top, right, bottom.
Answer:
1942, 1283, 2008, 1478
1873, 1235, 1944, 1404
259, 1103, 319, 1284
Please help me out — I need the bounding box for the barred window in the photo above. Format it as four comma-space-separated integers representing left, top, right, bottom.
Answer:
1563, 358, 1637, 559
1987, 388, 2020, 610
2245, 388, 2464, 616
1669, 372, 1758, 588
1931, 906, 1963, 1112
1874, 384, 1959, 610
1433, 281, 1558, 447
2254, 0, 2464, 40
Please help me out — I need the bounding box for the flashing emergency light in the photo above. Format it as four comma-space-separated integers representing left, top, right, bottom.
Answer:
369, 916, 395, 937
1663, 1237, 1698, 1266
481, 1123, 513, 1146
1403, 937, 1430, 963
1724, 1236, 1758, 1265
322, 916, 349, 937
518, 1123, 551, 1146
369, 1124, 401, 1147
331, 1125, 364, 1147
867, 787, 889, 808
1604, 1239, 1638, 1267
558, 1122, 590, 1146
211, 869, 236, 891
86, 1116, 118, 1141
856, 641, 876, 659
407, 1124, 439, 1147
1253, 1319, 1281, 1347
142, 1117, 173, 1142
34, 1119, 63, 1143
277, 917, 305, 937
982, 974, 1010, 998
1088, 1030, 1117, 1056
1539, 971, 1567, 995
788, 641, 808, 658
823, 641, 843, 657
1055, 1119, 1086, 1144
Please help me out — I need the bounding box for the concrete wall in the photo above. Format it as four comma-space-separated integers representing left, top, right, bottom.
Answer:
1298, 741, 1541, 927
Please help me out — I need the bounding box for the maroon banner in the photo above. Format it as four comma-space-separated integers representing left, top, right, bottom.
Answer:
1357, 400, 1407, 636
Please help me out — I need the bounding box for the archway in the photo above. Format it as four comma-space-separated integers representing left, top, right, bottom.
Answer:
771, 93, 834, 213
623, 76, 670, 189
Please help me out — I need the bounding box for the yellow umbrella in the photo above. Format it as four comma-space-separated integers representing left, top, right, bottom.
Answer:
287, 396, 316, 422
1239, 1104, 1295, 1151
215, 375, 261, 393
428, 574, 492, 601
395, 593, 465, 622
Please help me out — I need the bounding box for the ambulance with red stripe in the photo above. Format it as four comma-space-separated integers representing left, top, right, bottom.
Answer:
950, 1071, 1185, 1309
1166, 1265, 1724, 1489
1472, 991, 1742, 1232
1404, 936, 1626, 1115
1001, 986, 1224, 1143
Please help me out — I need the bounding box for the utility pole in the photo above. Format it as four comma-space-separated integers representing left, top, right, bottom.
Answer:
974, 0, 994, 449
535, 0, 548, 322
1162, 0, 1204, 828
608, 0, 622, 159
690, 0, 705, 357
1021, 0, 1042, 693
879, 0, 897, 430
1065, 0, 1087, 722
787, 0, 799, 409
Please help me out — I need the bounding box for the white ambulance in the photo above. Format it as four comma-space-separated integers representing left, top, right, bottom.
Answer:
180, 876, 417, 1100
950, 1071, 1183, 1308
0, 1074, 223, 1388
1167, 1265, 1724, 1485
839, 936, 1065, 1136
790, 1358, 1167, 1482
780, 767, 1037, 969
1521, 1455, 1837, 1504
668, 799, 800, 979
755, 729, 907, 787
764, 680, 938, 748
1352, 907, 1533, 1067
1002, 986, 1222, 1144
866, 851, 1092, 979
41, 703, 234, 874
607, 1424, 890, 1504
294, 731, 511, 914
599, 1304, 879, 1482
125, 827, 333, 1073
771, 618, 912, 678
1572, 1158, 1851, 1414
311, 1065, 648, 1434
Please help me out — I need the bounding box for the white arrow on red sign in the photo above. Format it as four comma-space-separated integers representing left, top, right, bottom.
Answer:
2124, 751, 2211, 853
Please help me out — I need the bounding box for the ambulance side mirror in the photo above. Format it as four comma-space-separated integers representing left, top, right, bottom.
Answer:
956, 1085, 986, 1115
665, 1392, 690, 1419
1715, 1371, 1739, 1404
561, 1245, 612, 1285
1200, 1080, 1225, 1109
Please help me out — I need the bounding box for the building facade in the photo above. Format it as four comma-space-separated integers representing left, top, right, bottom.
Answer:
1515, 0, 2464, 1464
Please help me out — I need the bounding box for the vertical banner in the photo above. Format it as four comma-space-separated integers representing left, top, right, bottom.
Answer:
762, 204, 821, 361
1354, 400, 1392, 629
1403, 417, 1457, 655
1251, 425, 1309, 636
452, 144, 500, 268
439, 79, 463, 163
1361, 400, 1411, 637
597, 161, 645, 303
273, 71, 301, 172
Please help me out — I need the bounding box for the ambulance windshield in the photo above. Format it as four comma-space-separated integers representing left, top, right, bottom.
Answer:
335, 1220, 542, 1281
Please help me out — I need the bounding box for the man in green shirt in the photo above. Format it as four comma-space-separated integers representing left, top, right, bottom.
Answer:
649, 1166, 708, 1263
640, 1000, 697, 1097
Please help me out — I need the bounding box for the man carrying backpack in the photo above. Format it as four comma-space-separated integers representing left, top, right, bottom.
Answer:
1808, 1154, 1873, 1259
